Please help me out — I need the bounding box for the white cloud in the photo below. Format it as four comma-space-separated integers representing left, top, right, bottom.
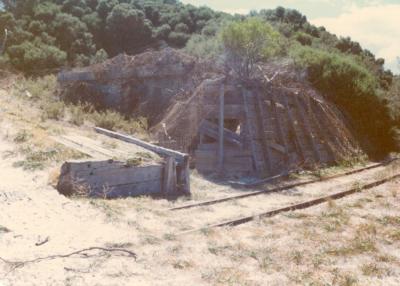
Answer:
220, 8, 249, 15
312, 4, 400, 74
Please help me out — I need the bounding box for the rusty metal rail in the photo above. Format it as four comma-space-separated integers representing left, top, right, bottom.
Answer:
169, 158, 398, 211
177, 172, 400, 235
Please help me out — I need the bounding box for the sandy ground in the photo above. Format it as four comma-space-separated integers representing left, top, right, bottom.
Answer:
1, 82, 400, 285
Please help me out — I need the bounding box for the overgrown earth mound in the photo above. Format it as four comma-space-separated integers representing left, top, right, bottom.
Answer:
58, 48, 220, 125
59, 49, 363, 177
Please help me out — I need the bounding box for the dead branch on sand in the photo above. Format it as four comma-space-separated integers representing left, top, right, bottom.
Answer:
0, 247, 137, 276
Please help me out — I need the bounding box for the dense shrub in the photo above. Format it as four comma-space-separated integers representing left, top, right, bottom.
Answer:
294, 32, 312, 46
291, 46, 395, 155
7, 41, 66, 73
0, 0, 229, 71
167, 31, 190, 47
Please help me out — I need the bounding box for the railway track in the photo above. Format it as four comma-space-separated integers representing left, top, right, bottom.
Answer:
169, 158, 398, 211
177, 172, 400, 235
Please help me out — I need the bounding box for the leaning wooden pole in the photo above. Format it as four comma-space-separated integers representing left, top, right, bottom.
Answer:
95, 127, 188, 163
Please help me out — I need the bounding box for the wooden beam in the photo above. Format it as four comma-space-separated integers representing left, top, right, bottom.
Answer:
163, 157, 177, 195
95, 127, 188, 163
199, 120, 242, 146
242, 89, 265, 174
306, 96, 336, 162
255, 89, 272, 174
293, 95, 321, 162
269, 91, 289, 163
270, 142, 286, 154
281, 91, 307, 162
218, 84, 225, 172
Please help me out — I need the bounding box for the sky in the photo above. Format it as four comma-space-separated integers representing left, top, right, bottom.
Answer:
182, 0, 400, 74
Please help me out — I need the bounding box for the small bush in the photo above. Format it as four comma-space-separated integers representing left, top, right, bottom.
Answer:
68, 104, 86, 126
13, 129, 32, 143
294, 31, 313, 46
168, 32, 190, 47
41, 101, 65, 120
13, 148, 58, 171
14, 75, 57, 101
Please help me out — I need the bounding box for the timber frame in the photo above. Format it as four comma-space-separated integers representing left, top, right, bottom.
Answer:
194, 79, 359, 177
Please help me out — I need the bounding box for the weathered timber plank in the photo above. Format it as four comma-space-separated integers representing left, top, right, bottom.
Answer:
218, 84, 225, 172
306, 96, 336, 163
268, 92, 290, 163
199, 120, 242, 146
91, 180, 162, 198
58, 160, 164, 198
176, 155, 190, 194
68, 160, 128, 174
196, 151, 253, 163
65, 134, 142, 158
63, 135, 125, 158
270, 142, 286, 154
281, 91, 308, 163
293, 95, 321, 162
196, 153, 252, 164
255, 89, 272, 174
163, 157, 177, 195
316, 103, 349, 158
66, 160, 118, 171
242, 89, 265, 174
205, 105, 244, 119
196, 159, 253, 172
95, 127, 188, 163
74, 164, 163, 181
78, 168, 163, 188
195, 148, 251, 157
52, 136, 111, 159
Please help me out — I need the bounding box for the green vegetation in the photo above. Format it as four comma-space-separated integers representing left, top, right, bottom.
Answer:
221, 18, 280, 78
290, 46, 395, 154
0, 1, 398, 155
0, 0, 228, 71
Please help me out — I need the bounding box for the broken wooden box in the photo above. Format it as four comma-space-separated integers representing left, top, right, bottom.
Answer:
55, 129, 190, 198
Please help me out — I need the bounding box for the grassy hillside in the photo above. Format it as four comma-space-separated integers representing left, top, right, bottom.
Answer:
0, 0, 398, 156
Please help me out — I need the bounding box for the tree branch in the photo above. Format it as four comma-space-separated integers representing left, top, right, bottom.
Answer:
0, 247, 137, 276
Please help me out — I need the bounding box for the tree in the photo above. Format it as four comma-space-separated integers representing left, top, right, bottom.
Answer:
105, 3, 153, 55
52, 13, 95, 62
221, 18, 280, 78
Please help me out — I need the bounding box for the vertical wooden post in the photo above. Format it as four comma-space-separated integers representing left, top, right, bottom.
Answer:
182, 156, 191, 194
163, 157, 177, 195
218, 84, 225, 172
175, 155, 190, 194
